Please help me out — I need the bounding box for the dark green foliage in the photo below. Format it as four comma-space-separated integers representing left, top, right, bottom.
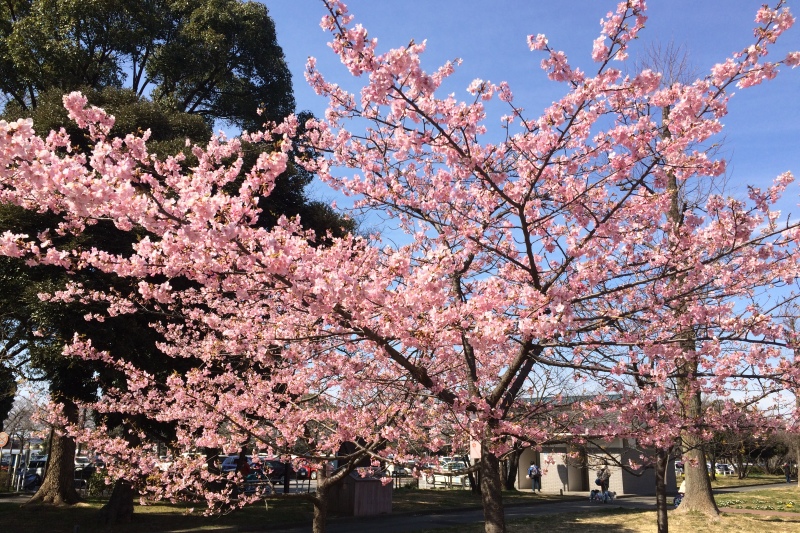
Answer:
0, 0, 294, 131
147, 0, 295, 130
4, 86, 213, 160
0, 364, 15, 431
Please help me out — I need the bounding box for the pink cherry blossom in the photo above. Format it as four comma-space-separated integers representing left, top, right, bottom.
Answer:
0, 2, 797, 533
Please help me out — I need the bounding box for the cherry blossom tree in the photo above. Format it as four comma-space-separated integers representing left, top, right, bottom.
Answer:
296, 1, 800, 530
0, 2, 798, 533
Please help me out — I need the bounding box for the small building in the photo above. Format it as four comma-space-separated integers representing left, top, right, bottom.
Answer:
518, 438, 677, 495
329, 469, 393, 516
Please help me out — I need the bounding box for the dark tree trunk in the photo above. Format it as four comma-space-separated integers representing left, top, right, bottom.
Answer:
468, 468, 480, 493
499, 458, 508, 489
795, 394, 800, 488
655, 447, 670, 533
479, 439, 505, 533
26, 400, 80, 505
707, 446, 717, 481
502, 448, 521, 491
98, 479, 134, 525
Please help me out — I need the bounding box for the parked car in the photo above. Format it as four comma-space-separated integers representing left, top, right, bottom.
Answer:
715, 463, 735, 476
387, 462, 413, 476
221, 456, 293, 481
439, 456, 467, 467
425, 461, 470, 488
263, 459, 294, 481
296, 463, 318, 480
216, 455, 276, 495
74, 456, 96, 480
16, 459, 47, 491
25, 458, 48, 477
220, 455, 256, 474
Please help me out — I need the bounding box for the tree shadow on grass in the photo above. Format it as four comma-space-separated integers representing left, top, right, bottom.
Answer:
0, 496, 313, 533
539, 515, 639, 533
508, 509, 646, 533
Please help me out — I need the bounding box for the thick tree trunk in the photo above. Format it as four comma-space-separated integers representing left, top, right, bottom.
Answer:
671, 341, 719, 518
655, 448, 670, 533
312, 479, 330, 533
98, 479, 134, 525
675, 351, 719, 516
479, 440, 505, 533
675, 440, 718, 516
26, 400, 80, 505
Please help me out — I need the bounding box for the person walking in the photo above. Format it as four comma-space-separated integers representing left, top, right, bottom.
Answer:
527, 461, 542, 492
527, 461, 542, 493
784, 462, 792, 483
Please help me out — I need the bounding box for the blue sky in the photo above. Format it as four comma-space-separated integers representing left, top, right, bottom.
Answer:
263, 0, 799, 216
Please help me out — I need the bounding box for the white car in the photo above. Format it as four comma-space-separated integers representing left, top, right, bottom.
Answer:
715, 463, 735, 476
425, 461, 470, 488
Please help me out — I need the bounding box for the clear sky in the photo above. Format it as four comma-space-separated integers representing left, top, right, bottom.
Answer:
262, 0, 800, 216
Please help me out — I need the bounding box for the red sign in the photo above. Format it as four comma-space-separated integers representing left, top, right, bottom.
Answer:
0, 432, 8, 448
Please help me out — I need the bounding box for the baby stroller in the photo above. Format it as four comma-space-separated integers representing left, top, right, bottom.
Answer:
589, 488, 615, 503
673, 493, 683, 508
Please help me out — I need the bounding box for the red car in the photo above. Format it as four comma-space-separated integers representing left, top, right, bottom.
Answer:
296, 463, 318, 480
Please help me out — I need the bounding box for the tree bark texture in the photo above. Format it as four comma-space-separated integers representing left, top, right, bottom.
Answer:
479, 439, 506, 533
98, 478, 134, 525
675, 362, 720, 517
675, 439, 718, 516
312, 480, 330, 533
655, 447, 670, 533
27, 400, 80, 505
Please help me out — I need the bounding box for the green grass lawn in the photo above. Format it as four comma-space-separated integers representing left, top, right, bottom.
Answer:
709, 474, 786, 488
716, 486, 799, 513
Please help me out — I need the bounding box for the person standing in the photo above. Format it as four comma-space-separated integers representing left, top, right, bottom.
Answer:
784, 462, 792, 483
597, 462, 611, 495
527, 461, 542, 492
